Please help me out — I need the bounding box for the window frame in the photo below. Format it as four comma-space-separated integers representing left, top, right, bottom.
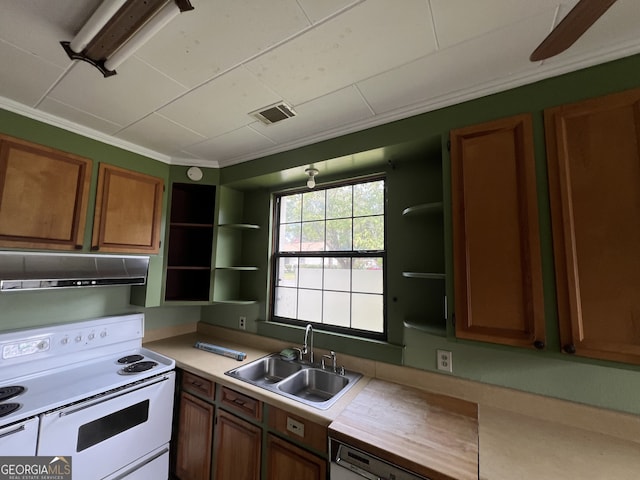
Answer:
269, 175, 387, 341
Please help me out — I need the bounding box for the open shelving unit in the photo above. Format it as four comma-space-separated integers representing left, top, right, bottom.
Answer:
164, 183, 216, 302
399, 184, 446, 336
212, 199, 261, 304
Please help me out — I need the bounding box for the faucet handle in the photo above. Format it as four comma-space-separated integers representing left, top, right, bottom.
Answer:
321, 351, 337, 371
291, 347, 303, 361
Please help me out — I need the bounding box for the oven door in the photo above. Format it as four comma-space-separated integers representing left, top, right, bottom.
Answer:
38, 372, 175, 480
0, 417, 39, 455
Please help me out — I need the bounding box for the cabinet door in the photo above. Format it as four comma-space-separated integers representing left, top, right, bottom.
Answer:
266, 434, 326, 480
175, 392, 214, 480
545, 87, 640, 363
213, 409, 261, 480
0, 134, 91, 250
450, 114, 545, 348
92, 163, 163, 253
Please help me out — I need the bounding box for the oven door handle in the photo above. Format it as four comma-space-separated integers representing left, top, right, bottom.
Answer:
0, 424, 25, 440
109, 446, 169, 480
58, 374, 171, 417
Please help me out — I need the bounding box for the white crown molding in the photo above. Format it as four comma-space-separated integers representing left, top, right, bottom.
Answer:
217, 41, 640, 167
0, 96, 173, 165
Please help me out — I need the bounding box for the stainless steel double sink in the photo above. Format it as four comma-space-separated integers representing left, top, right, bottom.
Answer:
224, 353, 362, 410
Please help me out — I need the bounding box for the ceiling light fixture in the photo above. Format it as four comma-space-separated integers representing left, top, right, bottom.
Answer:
61, 0, 194, 78
305, 168, 319, 189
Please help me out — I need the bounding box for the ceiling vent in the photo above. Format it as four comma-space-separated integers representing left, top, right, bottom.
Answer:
252, 102, 297, 125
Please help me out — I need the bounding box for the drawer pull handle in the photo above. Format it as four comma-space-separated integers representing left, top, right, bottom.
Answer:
191, 381, 203, 387
232, 398, 246, 406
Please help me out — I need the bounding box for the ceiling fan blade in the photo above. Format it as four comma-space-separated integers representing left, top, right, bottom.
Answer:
530, 0, 618, 61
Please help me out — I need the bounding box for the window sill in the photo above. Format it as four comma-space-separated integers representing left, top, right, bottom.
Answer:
256, 320, 404, 365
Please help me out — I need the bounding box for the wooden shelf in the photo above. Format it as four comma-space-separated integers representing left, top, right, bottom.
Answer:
403, 317, 447, 336
167, 266, 211, 271
402, 202, 443, 217
218, 223, 260, 230
402, 272, 445, 279
215, 266, 259, 271
213, 300, 259, 305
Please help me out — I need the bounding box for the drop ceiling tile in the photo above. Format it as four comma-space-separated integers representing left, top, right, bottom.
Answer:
115, 113, 206, 155
183, 127, 276, 164
159, 67, 281, 138
245, 0, 437, 105
38, 97, 122, 134
429, 0, 579, 48
251, 86, 373, 144
296, 0, 360, 24
358, 11, 556, 115
0, 40, 65, 107
47, 59, 186, 127
0, 0, 100, 68
136, 0, 310, 88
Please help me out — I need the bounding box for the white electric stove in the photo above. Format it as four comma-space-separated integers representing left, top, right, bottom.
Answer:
0, 313, 175, 480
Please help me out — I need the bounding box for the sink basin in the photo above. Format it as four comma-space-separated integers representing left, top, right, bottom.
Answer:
225, 353, 362, 409
277, 368, 349, 403
229, 355, 302, 385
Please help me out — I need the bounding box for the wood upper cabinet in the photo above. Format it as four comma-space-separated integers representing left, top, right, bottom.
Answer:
92, 163, 163, 254
175, 391, 214, 480
450, 114, 546, 349
0, 134, 91, 250
545, 87, 640, 364
213, 409, 261, 480
266, 434, 326, 480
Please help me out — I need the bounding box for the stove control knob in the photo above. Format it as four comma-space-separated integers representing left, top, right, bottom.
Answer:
75, 335, 82, 343
100, 330, 107, 338
61, 336, 69, 345
37, 340, 49, 351
88, 332, 95, 341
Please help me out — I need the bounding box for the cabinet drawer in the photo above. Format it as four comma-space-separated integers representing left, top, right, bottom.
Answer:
220, 386, 262, 421
182, 371, 215, 401
268, 406, 327, 453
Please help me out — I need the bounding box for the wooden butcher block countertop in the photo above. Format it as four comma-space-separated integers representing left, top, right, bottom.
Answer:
329, 378, 479, 480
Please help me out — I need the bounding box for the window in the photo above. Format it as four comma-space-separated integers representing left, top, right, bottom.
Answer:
271, 177, 386, 338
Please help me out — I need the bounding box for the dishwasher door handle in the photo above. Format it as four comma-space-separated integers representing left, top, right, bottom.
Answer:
334, 458, 381, 480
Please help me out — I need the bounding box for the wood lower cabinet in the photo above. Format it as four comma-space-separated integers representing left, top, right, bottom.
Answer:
0, 134, 91, 250
175, 392, 214, 480
266, 434, 327, 480
450, 114, 546, 349
92, 163, 164, 254
545, 87, 640, 364
213, 409, 261, 480
174, 370, 328, 480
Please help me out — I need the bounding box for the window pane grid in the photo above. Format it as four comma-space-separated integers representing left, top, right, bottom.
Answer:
272, 178, 385, 337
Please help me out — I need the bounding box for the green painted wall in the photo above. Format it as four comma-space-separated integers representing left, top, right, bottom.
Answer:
203, 53, 640, 415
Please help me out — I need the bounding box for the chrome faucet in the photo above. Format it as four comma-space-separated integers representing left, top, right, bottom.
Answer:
302, 324, 314, 364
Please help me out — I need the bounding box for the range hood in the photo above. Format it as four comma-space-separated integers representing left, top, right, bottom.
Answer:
0, 251, 149, 292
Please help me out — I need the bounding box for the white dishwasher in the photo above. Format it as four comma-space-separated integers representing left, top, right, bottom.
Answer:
330, 438, 430, 480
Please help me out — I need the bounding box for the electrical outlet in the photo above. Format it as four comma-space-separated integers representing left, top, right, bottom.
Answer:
436, 349, 453, 373
238, 316, 246, 330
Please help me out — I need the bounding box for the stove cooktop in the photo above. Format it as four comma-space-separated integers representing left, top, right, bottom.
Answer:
0, 314, 175, 428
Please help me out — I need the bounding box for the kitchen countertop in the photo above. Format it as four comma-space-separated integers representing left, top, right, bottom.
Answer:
330, 378, 478, 480
145, 327, 479, 479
